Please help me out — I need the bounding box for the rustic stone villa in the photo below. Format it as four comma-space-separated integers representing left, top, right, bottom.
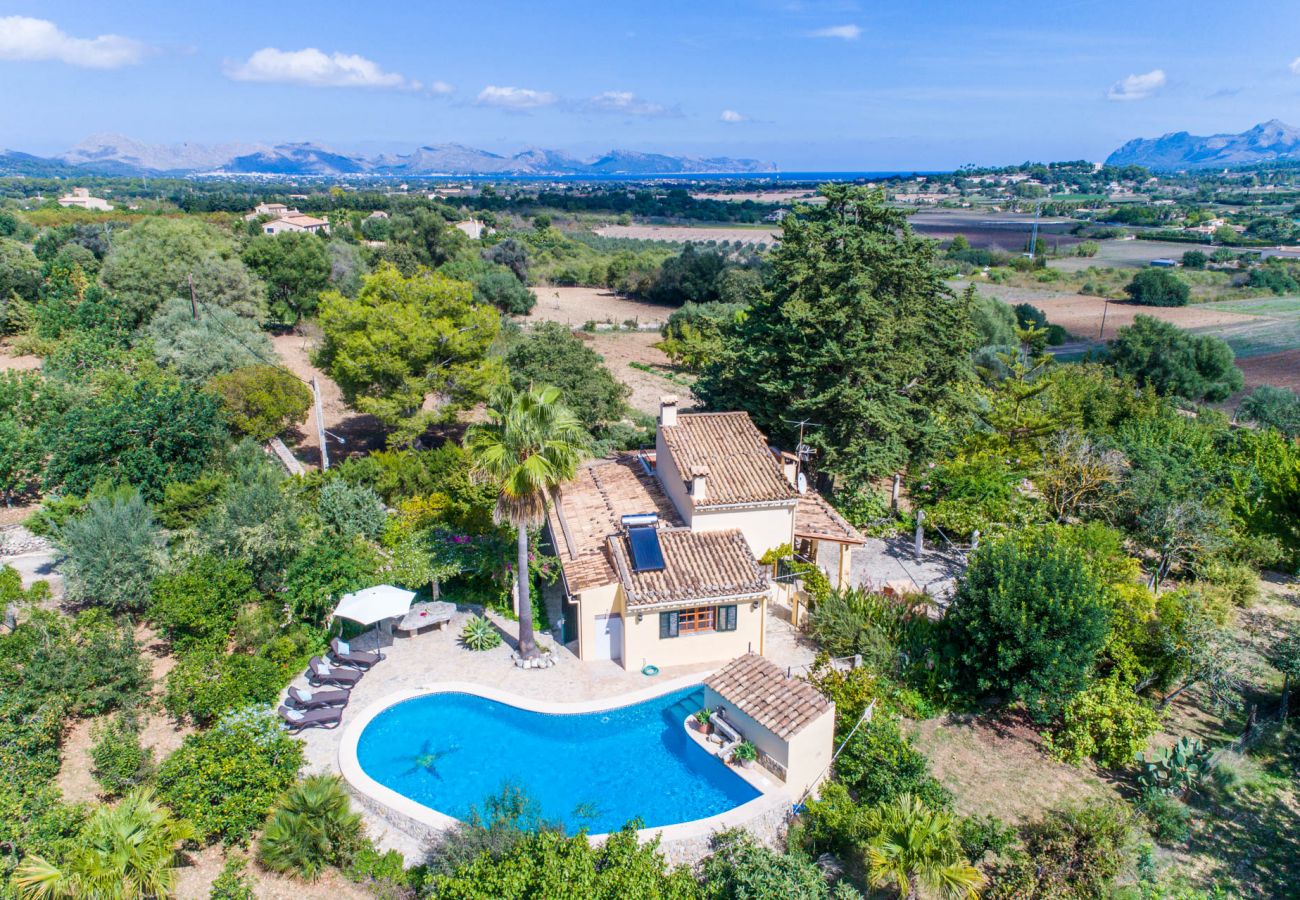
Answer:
545, 397, 863, 671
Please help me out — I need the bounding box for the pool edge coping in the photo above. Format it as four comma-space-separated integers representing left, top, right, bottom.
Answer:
337, 674, 793, 846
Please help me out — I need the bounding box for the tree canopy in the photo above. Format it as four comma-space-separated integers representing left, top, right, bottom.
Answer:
241, 231, 332, 323
503, 322, 629, 429
1124, 268, 1190, 307
316, 264, 501, 446
1107, 315, 1242, 402
695, 185, 976, 484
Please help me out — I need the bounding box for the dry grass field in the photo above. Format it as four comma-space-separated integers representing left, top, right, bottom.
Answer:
582, 330, 696, 415
1237, 349, 1300, 392
971, 283, 1264, 341
524, 286, 673, 327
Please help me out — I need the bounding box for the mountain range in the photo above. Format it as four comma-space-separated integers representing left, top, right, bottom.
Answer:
1106, 119, 1300, 170
0, 133, 776, 177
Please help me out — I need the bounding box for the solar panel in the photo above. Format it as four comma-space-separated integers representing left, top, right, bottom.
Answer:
627, 526, 666, 573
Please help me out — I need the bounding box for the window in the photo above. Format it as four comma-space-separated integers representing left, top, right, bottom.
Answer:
659, 604, 739, 638
678, 607, 714, 634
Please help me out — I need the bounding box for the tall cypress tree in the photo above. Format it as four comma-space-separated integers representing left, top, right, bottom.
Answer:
695, 185, 976, 486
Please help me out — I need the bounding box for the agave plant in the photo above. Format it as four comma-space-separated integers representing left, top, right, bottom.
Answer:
14, 789, 193, 900
1136, 736, 1212, 797
461, 614, 502, 651
258, 774, 362, 881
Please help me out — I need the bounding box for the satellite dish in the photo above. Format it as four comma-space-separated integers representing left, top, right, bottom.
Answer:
796, 472, 808, 494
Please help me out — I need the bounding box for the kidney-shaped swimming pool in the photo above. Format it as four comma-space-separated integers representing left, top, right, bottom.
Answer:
354, 685, 760, 833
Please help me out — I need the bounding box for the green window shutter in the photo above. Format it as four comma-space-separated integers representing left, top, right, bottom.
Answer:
718, 605, 737, 632
660, 611, 679, 638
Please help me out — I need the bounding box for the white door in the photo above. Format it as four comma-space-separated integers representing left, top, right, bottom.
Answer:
593, 614, 623, 661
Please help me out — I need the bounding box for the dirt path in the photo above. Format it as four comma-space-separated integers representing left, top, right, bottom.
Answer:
1236, 349, 1300, 392
173, 846, 376, 900
270, 332, 386, 469
0, 342, 41, 372
583, 331, 697, 416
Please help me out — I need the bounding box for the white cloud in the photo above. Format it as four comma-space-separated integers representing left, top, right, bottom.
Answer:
475, 85, 557, 110
225, 47, 417, 89
582, 90, 677, 117
1290, 57, 1300, 75
1107, 68, 1166, 101
429, 80, 454, 95
720, 109, 749, 123
809, 24, 861, 40
0, 16, 150, 69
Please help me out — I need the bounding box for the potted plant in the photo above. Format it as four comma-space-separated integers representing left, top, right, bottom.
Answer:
732, 741, 757, 769
694, 708, 714, 735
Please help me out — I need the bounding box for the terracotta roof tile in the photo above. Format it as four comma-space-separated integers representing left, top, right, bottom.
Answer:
660, 412, 797, 507
795, 492, 866, 545
608, 527, 769, 609
705, 653, 832, 740
546, 456, 680, 593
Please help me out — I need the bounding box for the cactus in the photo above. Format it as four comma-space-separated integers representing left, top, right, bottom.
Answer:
1135, 736, 1212, 797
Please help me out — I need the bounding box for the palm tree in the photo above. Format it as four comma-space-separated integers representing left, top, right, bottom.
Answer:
259, 774, 362, 880
466, 385, 588, 659
14, 789, 194, 899
865, 794, 984, 899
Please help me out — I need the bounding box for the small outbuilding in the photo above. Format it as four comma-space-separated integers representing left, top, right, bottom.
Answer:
704, 653, 836, 798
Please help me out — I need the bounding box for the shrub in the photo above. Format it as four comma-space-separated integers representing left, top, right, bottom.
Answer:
833, 716, 951, 810
317, 478, 388, 540
989, 802, 1132, 899
259, 775, 363, 880
55, 490, 163, 614
473, 267, 536, 314
284, 535, 379, 626
347, 839, 413, 893
156, 706, 303, 845
1136, 791, 1191, 844
149, 555, 260, 651
503, 321, 630, 428
946, 527, 1111, 721
461, 615, 502, 650
1124, 268, 1190, 307
957, 813, 1017, 862
90, 713, 155, 798
1181, 250, 1207, 269
208, 856, 257, 900
701, 829, 831, 899
209, 364, 313, 441
1044, 675, 1160, 769
1237, 385, 1300, 438
163, 646, 286, 727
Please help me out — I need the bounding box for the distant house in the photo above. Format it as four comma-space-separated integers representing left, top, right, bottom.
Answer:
545, 398, 864, 670
365, 210, 389, 220
454, 218, 491, 239
57, 188, 112, 211
262, 214, 330, 236
243, 202, 300, 222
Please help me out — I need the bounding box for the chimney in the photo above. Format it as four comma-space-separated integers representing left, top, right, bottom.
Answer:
690, 465, 708, 502
659, 395, 679, 428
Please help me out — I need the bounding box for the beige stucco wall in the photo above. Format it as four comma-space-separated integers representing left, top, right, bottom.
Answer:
702, 686, 836, 799
691, 504, 795, 559
573, 583, 621, 662
785, 707, 836, 798
654, 430, 694, 525
621, 597, 766, 671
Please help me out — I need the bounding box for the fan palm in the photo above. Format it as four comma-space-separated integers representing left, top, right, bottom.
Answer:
14, 789, 194, 900
465, 384, 589, 659
258, 774, 362, 880
865, 794, 984, 899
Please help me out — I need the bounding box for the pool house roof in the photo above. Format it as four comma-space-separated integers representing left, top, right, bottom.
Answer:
705, 653, 831, 740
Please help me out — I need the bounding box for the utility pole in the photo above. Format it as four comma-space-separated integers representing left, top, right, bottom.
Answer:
187, 274, 198, 321
1098, 297, 1111, 341
312, 377, 329, 470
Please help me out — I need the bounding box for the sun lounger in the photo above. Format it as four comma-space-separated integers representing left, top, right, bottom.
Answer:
329, 636, 383, 670
286, 685, 350, 709
307, 656, 363, 687
277, 704, 343, 732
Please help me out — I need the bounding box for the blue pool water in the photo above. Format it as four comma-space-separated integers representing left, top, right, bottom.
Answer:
355, 686, 760, 833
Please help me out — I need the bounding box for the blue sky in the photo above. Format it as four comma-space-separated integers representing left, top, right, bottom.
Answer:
1, 1, 1297, 170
